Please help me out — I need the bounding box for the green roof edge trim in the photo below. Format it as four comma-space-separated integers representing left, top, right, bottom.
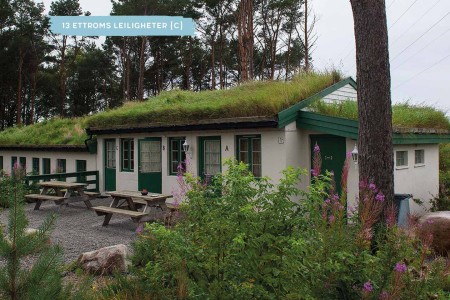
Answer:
297, 111, 450, 144
277, 77, 357, 128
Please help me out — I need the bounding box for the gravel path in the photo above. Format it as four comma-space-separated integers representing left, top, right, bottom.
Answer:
0, 198, 141, 264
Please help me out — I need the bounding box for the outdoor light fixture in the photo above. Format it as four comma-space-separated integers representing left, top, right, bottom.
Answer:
351, 144, 358, 165
183, 139, 193, 159
182, 139, 189, 153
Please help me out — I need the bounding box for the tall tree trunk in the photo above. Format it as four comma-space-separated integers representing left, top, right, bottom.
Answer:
350, 0, 394, 205
304, 0, 309, 72
211, 41, 216, 90
30, 65, 37, 124
137, 36, 147, 100
219, 25, 224, 89
59, 36, 67, 117
16, 49, 23, 126
285, 25, 292, 81
238, 0, 253, 82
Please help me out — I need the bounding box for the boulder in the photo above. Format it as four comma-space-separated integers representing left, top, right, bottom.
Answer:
78, 244, 130, 275
418, 211, 450, 256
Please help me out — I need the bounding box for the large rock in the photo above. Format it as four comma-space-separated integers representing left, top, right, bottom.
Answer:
78, 244, 130, 275
418, 211, 450, 256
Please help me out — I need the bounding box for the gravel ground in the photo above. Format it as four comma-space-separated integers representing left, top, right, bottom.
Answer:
0, 197, 142, 264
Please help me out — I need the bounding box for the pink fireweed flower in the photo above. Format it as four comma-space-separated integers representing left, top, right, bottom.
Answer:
325, 198, 331, 205
394, 262, 407, 273
328, 215, 335, 224
380, 290, 389, 299
369, 183, 377, 191
363, 281, 373, 292
375, 193, 385, 202
314, 143, 320, 153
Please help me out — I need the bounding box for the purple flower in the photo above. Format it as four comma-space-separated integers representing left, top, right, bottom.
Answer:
375, 193, 385, 202
380, 290, 389, 299
332, 194, 339, 201
325, 198, 331, 205
369, 183, 377, 191
314, 143, 320, 153
394, 262, 407, 273
311, 169, 319, 177
328, 215, 335, 224
363, 281, 373, 293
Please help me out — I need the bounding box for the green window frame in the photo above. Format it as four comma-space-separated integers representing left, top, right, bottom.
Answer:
199, 136, 221, 178
121, 138, 134, 172
396, 151, 408, 167
0, 156, 3, 171
56, 159, 66, 173
42, 158, 51, 174
236, 135, 262, 177
32, 158, 39, 174
11, 156, 17, 173
169, 137, 187, 175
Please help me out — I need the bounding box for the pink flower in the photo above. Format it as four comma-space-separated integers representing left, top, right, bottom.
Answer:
375, 193, 385, 202
314, 143, 320, 153
394, 262, 407, 273
369, 183, 377, 191
363, 281, 373, 292
328, 215, 335, 224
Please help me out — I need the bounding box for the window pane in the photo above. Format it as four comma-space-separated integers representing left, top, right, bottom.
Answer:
106, 140, 116, 169
204, 140, 221, 175
140, 141, 161, 172
415, 150, 424, 164
396, 151, 408, 166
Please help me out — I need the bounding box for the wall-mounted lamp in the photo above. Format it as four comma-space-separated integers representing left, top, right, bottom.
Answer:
351, 144, 358, 165
183, 139, 193, 159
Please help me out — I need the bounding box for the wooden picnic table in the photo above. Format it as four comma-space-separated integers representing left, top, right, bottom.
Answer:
25, 181, 100, 210
92, 190, 173, 226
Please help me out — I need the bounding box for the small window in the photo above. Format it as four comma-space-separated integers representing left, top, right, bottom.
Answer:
32, 158, 39, 174
42, 158, 51, 174
396, 151, 408, 167
11, 156, 17, 173
56, 159, 66, 173
415, 149, 424, 165
121, 138, 134, 172
19, 157, 26, 171
0, 156, 3, 171
236, 135, 262, 177
169, 137, 187, 175
76, 160, 87, 182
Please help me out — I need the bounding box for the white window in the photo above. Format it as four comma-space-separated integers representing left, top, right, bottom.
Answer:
415, 149, 425, 165
396, 151, 408, 167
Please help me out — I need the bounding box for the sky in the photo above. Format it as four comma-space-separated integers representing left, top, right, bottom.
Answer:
40, 0, 450, 112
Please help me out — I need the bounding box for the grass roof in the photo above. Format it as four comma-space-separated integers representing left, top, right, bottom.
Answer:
0, 117, 89, 146
86, 72, 340, 129
309, 100, 450, 131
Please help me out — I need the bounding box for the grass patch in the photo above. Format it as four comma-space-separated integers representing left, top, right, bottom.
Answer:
0, 117, 89, 146
86, 71, 340, 128
309, 100, 450, 130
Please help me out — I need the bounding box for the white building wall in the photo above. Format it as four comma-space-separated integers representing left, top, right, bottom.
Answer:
0, 150, 96, 175
323, 84, 357, 103
97, 128, 287, 194
346, 142, 439, 215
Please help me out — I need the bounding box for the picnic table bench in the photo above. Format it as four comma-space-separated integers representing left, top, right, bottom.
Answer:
26, 181, 99, 210
92, 191, 173, 226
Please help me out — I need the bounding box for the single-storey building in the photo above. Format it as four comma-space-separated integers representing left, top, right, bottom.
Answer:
1, 74, 449, 215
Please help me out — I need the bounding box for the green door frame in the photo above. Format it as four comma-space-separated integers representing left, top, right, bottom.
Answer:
138, 137, 162, 193
104, 139, 117, 191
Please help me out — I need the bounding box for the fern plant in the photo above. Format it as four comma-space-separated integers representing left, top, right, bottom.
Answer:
0, 177, 64, 300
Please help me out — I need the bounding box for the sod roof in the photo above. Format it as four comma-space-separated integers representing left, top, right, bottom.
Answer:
0, 71, 448, 147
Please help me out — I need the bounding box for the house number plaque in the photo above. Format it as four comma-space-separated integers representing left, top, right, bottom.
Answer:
325, 156, 333, 160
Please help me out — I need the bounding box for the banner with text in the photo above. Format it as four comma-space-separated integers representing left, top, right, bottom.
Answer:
49, 16, 195, 36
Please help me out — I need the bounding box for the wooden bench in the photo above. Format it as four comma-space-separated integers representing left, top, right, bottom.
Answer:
25, 194, 67, 210
92, 206, 149, 226
83, 191, 101, 198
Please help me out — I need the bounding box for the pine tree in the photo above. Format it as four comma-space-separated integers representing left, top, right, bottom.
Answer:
0, 175, 64, 300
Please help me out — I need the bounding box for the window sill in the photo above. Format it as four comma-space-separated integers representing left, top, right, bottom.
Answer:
414, 164, 425, 168
395, 166, 409, 170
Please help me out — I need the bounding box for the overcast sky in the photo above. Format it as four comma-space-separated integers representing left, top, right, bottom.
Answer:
40, 0, 450, 112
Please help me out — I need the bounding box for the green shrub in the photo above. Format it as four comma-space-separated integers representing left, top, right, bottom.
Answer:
103, 159, 449, 299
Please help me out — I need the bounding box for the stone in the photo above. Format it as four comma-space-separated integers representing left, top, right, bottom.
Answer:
78, 244, 130, 275
418, 211, 450, 256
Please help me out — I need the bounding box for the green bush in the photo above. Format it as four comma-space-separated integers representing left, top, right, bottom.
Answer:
104, 160, 449, 299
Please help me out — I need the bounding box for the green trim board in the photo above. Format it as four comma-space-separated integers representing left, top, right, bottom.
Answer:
297, 111, 450, 144
278, 77, 357, 128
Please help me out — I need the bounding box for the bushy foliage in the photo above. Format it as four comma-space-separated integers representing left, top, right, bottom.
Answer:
106, 158, 449, 299
433, 143, 450, 211
0, 175, 66, 299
